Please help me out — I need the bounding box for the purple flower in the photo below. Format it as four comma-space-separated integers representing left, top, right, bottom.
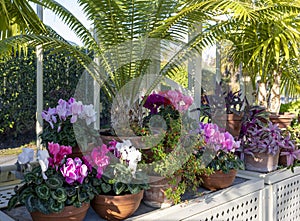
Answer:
143, 93, 172, 114
56, 99, 70, 121
60, 158, 88, 184
198, 123, 239, 153
41, 107, 57, 129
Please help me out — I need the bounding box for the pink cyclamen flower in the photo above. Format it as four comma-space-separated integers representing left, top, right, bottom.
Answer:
48, 142, 72, 167
199, 123, 238, 154
84, 144, 111, 179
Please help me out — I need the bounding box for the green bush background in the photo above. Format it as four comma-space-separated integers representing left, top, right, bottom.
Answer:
0, 50, 188, 146
0, 48, 87, 141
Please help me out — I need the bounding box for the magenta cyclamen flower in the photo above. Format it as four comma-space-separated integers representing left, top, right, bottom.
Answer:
48, 142, 72, 167
60, 158, 88, 184
143, 93, 172, 114
84, 144, 111, 179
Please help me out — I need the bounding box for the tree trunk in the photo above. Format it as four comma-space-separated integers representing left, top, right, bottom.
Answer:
268, 71, 281, 114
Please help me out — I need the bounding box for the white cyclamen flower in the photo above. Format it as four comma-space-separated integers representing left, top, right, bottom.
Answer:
127, 148, 141, 177
37, 150, 50, 180
116, 140, 132, 160
18, 148, 34, 164
116, 140, 141, 177
80, 104, 97, 125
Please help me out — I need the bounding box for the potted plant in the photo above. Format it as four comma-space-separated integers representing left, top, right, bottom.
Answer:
83, 140, 149, 220
40, 97, 98, 157
7, 143, 95, 221
239, 120, 288, 172
194, 122, 244, 191
267, 97, 299, 129
138, 89, 200, 208
224, 89, 245, 137
279, 124, 300, 170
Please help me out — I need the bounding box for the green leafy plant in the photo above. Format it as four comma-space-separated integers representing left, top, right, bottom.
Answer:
7, 144, 96, 214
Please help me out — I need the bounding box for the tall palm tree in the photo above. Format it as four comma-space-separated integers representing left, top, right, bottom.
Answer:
2, 0, 300, 110
220, 0, 300, 111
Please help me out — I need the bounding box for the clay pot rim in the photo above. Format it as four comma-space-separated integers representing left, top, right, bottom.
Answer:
269, 112, 296, 119
94, 190, 144, 200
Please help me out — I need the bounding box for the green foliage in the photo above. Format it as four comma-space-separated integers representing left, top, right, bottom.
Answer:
0, 47, 96, 140
7, 165, 96, 214
204, 151, 244, 173
89, 164, 149, 196
0, 46, 115, 146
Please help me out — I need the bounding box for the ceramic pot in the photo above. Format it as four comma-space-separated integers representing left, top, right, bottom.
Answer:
269, 113, 295, 128
30, 203, 89, 221
143, 175, 181, 208
226, 113, 243, 137
91, 190, 143, 221
200, 169, 237, 191
244, 151, 279, 173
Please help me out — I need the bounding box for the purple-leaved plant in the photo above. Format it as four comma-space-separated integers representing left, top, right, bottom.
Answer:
240, 121, 285, 156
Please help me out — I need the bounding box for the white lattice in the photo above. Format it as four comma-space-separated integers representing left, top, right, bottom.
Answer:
184, 191, 261, 220
275, 175, 300, 221
0, 187, 14, 209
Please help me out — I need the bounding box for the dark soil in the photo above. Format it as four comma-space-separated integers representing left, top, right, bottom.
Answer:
0, 130, 36, 150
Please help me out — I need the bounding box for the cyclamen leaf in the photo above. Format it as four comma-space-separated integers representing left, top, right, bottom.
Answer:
25, 195, 36, 213
49, 199, 64, 213
101, 183, 111, 194
51, 188, 67, 203
24, 173, 37, 183
35, 184, 50, 200
113, 182, 126, 195
7, 195, 18, 210
128, 184, 140, 194
45, 177, 63, 189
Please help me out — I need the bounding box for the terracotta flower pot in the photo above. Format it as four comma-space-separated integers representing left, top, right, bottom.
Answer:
30, 202, 89, 221
269, 113, 295, 128
143, 175, 181, 208
200, 169, 237, 191
244, 151, 279, 173
226, 113, 243, 137
91, 190, 143, 221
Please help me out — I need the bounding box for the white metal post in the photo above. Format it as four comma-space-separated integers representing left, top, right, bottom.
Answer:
36, 4, 43, 150
188, 24, 202, 109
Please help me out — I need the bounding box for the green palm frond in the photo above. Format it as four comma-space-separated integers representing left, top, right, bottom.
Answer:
0, 0, 46, 40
